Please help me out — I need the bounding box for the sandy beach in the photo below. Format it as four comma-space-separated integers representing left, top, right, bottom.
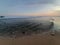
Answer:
0, 31, 60, 45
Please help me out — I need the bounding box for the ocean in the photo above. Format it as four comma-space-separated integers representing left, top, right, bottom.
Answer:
0, 16, 60, 31
53, 17, 60, 31
27, 16, 60, 31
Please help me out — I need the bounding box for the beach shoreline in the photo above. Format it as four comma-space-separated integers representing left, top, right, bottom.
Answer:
0, 31, 60, 45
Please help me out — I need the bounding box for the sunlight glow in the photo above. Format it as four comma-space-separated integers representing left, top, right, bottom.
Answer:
53, 6, 60, 11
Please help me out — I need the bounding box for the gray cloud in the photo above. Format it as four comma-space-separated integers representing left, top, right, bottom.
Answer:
22, 0, 54, 5
8, 0, 54, 6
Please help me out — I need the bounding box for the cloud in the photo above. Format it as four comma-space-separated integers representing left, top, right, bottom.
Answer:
23, 0, 54, 5
55, 0, 60, 6
7, 0, 54, 7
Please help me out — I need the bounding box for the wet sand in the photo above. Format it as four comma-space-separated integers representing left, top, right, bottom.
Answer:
0, 31, 60, 45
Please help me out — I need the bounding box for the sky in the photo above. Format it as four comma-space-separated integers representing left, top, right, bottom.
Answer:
0, 0, 60, 17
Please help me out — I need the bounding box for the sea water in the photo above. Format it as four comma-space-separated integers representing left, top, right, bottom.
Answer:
0, 17, 60, 31
29, 17, 60, 31
53, 17, 60, 31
